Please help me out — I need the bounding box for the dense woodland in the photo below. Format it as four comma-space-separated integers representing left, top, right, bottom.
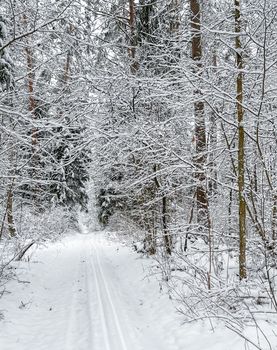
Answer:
1, 0, 277, 347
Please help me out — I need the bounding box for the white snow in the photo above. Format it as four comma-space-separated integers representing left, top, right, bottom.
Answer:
0, 229, 261, 350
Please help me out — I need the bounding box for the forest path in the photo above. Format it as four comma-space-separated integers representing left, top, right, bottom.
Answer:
0, 230, 185, 350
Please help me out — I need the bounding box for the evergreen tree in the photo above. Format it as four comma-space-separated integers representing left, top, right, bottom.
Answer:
0, 15, 14, 91
49, 123, 90, 211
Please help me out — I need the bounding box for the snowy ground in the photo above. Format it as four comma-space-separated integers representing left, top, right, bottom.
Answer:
0, 229, 269, 350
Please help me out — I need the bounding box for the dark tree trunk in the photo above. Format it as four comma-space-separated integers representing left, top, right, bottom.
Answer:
190, 0, 209, 229
234, 0, 247, 280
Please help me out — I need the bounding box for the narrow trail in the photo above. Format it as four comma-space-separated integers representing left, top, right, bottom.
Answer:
0, 230, 271, 350
0, 231, 183, 350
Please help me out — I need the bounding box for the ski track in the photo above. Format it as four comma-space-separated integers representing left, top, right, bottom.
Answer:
89, 240, 112, 350
90, 236, 132, 350
0, 232, 177, 350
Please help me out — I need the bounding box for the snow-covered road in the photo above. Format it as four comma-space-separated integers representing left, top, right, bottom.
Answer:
1, 230, 247, 350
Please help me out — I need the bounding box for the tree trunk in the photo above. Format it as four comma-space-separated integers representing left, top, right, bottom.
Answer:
128, 0, 137, 73
23, 12, 37, 153
208, 51, 218, 195
63, 24, 74, 84
272, 190, 277, 246
162, 195, 172, 255
26, 46, 37, 149
190, 0, 209, 229
153, 164, 172, 255
7, 184, 16, 238
169, 0, 180, 34
234, 0, 247, 280
23, 14, 39, 203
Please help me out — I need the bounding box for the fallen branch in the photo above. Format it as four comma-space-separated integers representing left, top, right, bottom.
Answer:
15, 241, 36, 261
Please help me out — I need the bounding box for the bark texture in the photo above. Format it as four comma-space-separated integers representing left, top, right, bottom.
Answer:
235, 0, 247, 280
190, 0, 209, 228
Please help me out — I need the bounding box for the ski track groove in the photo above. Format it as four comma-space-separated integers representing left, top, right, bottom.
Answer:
89, 239, 112, 350
91, 238, 129, 350
62, 234, 132, 350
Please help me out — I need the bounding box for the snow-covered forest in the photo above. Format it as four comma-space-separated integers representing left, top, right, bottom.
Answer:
1, 0, 277, 349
